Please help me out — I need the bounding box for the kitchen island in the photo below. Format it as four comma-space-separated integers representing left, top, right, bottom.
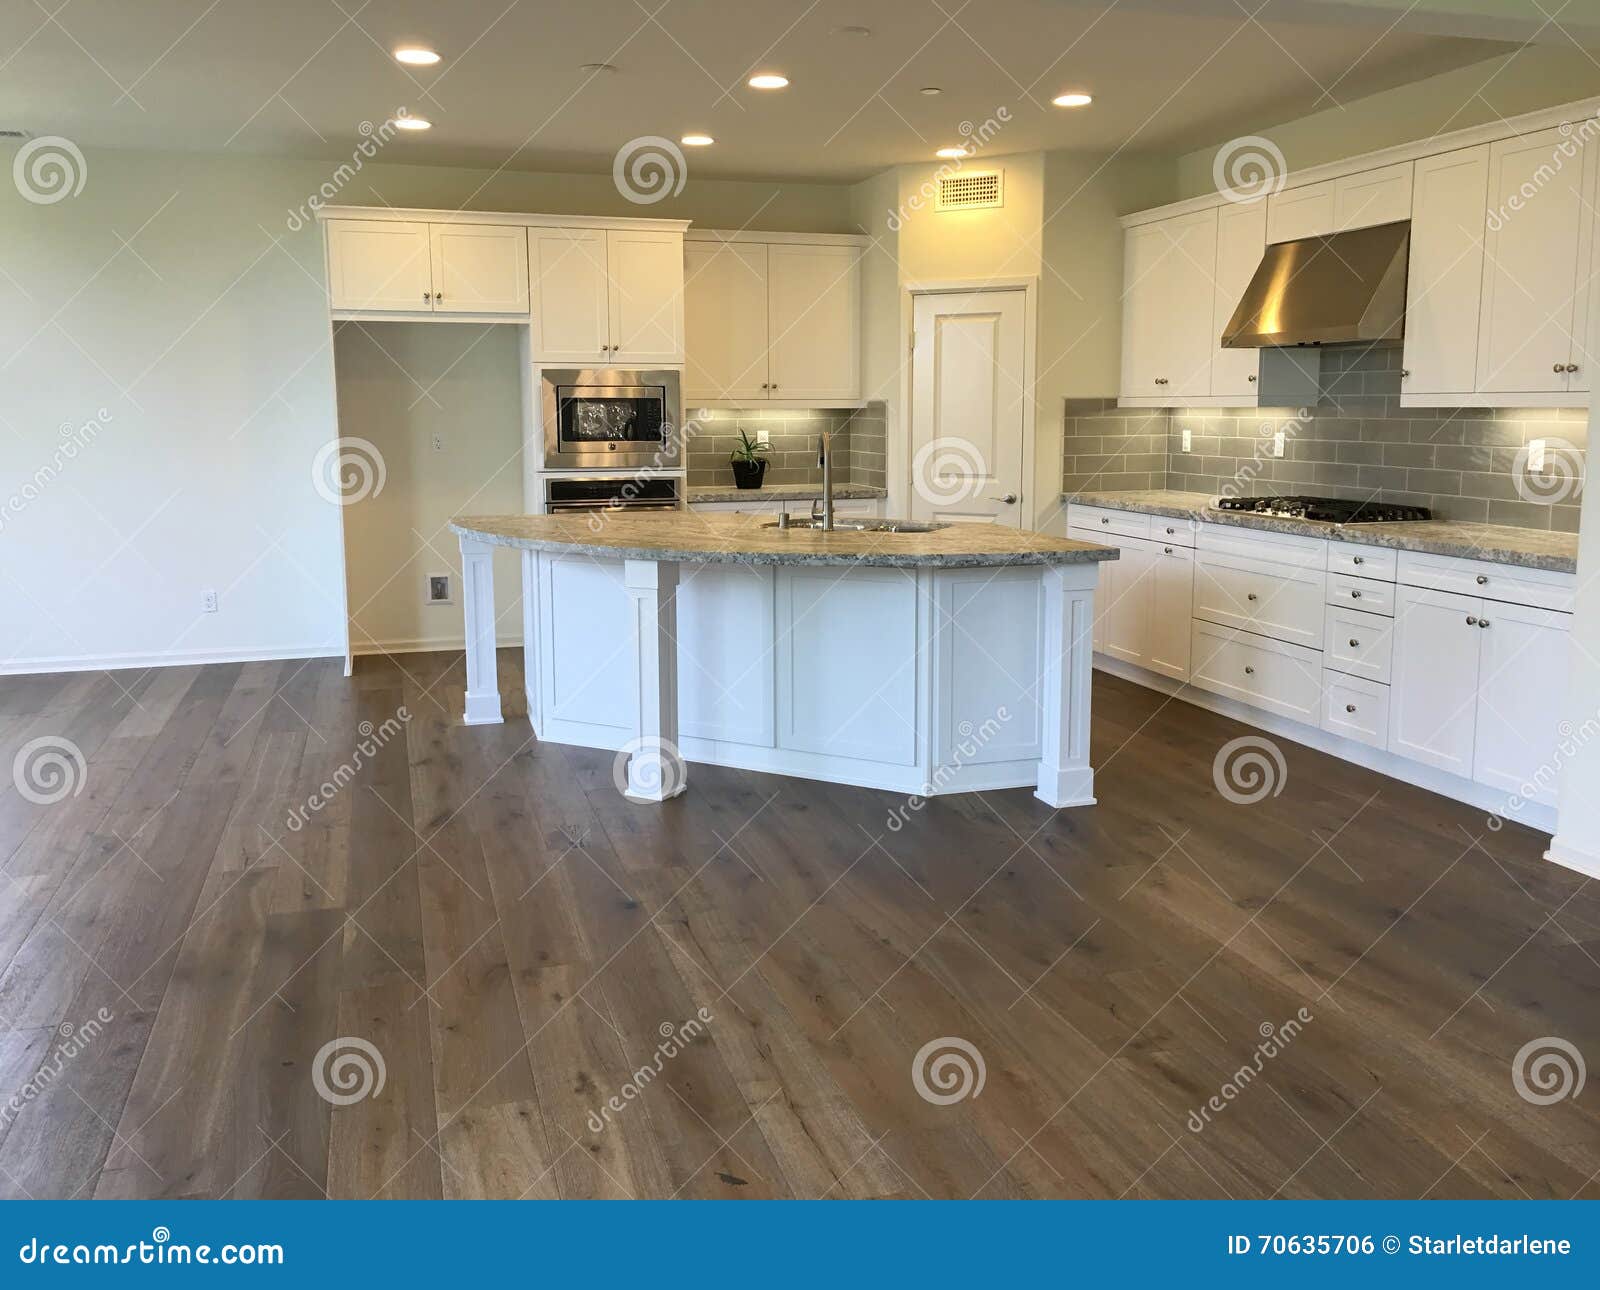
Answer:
449, 512, 1118, 806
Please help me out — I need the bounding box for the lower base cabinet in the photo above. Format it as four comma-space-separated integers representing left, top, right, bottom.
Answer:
1070, 528, 1193, 681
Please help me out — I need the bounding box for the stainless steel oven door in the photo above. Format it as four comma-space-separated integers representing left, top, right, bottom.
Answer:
540, 368, 683, 471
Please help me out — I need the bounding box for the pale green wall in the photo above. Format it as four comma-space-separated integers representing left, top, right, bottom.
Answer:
1174, 47, 1600, 197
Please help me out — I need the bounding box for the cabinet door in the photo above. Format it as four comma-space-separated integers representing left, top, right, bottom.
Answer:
530, 227, 611, 363
326, 219, 433, 311
684, 241, 769, 400
1146, 541, 1194, 681
1266, 180, 1334, 243
1472, 601, 1571, 807
1387, 585, 1482, 777
1334, 162, 1413, 231
1477, 127, 1589, 394
1402, 146, 1489, 396
428, 223, 529, 314
767, 243, 861, 400
1102, 539, 1155, 668
607, 228, 685, 364
1210, 201, 1266, 398
1120, 209, 1217, 399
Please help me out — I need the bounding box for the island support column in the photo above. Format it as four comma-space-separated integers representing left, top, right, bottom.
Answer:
1035, 562, 1098, 808
622, 558, 687, 802
459, 535, 503, 725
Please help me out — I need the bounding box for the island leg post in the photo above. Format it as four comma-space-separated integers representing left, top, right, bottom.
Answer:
622, 558, 686, 803
459, 534, 504, 726
1036, 563, 1097, 808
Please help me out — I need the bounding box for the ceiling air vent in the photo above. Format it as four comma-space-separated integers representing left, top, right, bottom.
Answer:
936, 169, 1003, 211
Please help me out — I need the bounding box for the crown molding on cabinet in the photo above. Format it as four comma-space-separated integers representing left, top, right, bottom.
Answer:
313, 204, 691, 232
1120, 94, 1600, 229
685, 228, 871, 246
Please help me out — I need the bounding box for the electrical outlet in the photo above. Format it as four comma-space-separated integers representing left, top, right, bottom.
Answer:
1181, 427, 1192, 453
201, 590, 218, 613
1529, 438, 1546, 471
1272, 429, 1286, 458
756, 430, 770, 446
425, 573, 453, 606
431, 433, 444, 452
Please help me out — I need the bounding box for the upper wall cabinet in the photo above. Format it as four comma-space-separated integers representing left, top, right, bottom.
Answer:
531, 226, 684, 365
1120, 208, 1219, 402
1475, 126, 1596, 398
1210, 201, 1266, 401
326, 218, 529, 315
684, 234, 863, 404
1401, 146, 1490, 397
1264, 163, 1413, 243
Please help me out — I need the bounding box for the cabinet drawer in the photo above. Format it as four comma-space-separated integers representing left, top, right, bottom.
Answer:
1322, 673, 1390, 750
1327, 572, 1395, 616
1147, 515, 1198, 547
1194, 552, 1326, 648
1328, 542, 1396, 581
1397, 550, 1575, 612
1190, 621, 1323, 723
1068, 504, 1149, 540
1324, 606, 1393, 683
1199, 521, 1327, 570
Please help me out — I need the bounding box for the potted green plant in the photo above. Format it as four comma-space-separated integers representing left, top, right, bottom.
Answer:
728, 429, 770, 490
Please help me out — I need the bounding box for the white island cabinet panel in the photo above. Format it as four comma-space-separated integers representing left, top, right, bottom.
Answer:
539, 555, 633, 743
677, 563, 776, 748
931, 569, 1045, 774
777, 566, 919, 766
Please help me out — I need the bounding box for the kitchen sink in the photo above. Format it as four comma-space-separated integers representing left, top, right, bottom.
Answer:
762, 518, 948, 533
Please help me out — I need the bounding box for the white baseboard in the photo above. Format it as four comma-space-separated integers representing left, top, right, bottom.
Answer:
1093, 655, 1558, 836
1544, 839, 1600, 880
0, 644, 345, 678
350, 635, 521, 657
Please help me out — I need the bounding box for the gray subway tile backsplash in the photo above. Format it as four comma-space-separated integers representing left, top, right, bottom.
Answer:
684, 403, 887, 489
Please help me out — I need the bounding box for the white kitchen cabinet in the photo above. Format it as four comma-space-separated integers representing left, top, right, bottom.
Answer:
428, 223, 529, 314
326, 219, 434, 311
530, 226, 684, 364
606, 228, 685, 364
1210, 201, 1266, 399
684, 241, 770, 401
1333, 162, 1413, 231
1402, 147, 1490, 396
1266, 181, 1334, 243
1120, 208, 1219, 400
1146, 540, 1195, 680
1388, 585, 1481, 777
1472, 599, 1571, 807
1071, 530, 1192, 680
1476, 126, 1596, 396
767, 244, 861, 401
1101, 538, 1154, 669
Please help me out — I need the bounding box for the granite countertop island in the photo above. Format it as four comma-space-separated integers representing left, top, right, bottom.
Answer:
686, 483, 888, 504
1063, 488, 1578, 573
451, 511, 1119, 570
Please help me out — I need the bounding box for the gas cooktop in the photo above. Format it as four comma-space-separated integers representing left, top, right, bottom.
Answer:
1214, 495, 1432, 524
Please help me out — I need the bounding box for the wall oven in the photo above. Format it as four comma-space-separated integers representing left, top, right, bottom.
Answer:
542, 476, 681, 514
540, 367, 682, 471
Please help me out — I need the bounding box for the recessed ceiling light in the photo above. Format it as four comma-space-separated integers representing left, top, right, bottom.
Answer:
579, 62, 617, 74
681, 133, 715, 146
1052, 91, 1093, 108
747, 73, 789, 90
919, 86, 943, 96
393, 47, 440, 66
393, 116, 432, 130
935, 146, 968, 159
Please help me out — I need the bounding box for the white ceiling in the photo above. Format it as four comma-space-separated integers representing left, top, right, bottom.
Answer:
0, 0, 1554, 183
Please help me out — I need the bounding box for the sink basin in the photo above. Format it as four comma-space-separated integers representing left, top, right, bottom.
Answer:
762, 518, 948, 534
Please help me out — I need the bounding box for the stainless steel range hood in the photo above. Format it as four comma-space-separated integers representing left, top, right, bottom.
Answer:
1222, 220, 1410, 348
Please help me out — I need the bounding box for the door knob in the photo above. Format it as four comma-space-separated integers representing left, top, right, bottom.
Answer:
999, 493, 1017, 505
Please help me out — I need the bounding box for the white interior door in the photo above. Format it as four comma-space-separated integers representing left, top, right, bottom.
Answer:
909, 289, 1027, 526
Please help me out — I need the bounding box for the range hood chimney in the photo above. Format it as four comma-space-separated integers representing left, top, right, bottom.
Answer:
1223, 220, 1410, 349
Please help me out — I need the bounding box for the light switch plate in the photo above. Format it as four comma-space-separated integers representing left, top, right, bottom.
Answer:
756, 430, 770, 446
1528, 438, 1546, 471
1272, 429, 1286, 458
1181, 427, 1192, 453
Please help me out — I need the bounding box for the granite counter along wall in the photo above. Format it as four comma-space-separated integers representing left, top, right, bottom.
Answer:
682, 403, 888, 490
1063, 348, 1588, 531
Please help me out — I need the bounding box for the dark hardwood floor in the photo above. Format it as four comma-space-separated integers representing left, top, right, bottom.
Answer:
0, 651, 1596, 1199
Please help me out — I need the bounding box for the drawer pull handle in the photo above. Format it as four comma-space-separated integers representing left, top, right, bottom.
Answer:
1166, 527, 1175, 535
1246, 592, 1258, 602
1244, 665, 1255, 675
1353, 556, 1364, 565
1346, 704, 1357, 714
1100, 517, 1110, 525
1466, 615, 1478, 626
1350, 590, 1362, 599
1476, 574, 1488, 585
1479, 618, 1491, 629
1164, 546, 1173, 554
1348, 638, 1359, 647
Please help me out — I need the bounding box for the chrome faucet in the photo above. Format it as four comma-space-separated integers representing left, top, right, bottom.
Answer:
811, 429, 834, 531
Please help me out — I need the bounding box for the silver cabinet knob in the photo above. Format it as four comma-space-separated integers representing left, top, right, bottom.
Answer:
1164, 545, 1173, 554
1154, 377, 1169, 385
760, 382, 770, 389
1401, 369, 1411, 378
423, 291, 431, 302
1346, 704, 1357, 713
1476, 574, 1488, 584
1244, 665, 1255, 675
1479, 618, 1491, 629
1247, 374, 1257, 383
1349, 638, 1359, 647
1100, 517, 1110, 525
1246, 592, 1258, 601
1353, 556, 1364, 565
1165, 526, 1175, 534
1466, 615, 1478, 626
1351, 589, 1362, 598
1567, 363, 1580, 373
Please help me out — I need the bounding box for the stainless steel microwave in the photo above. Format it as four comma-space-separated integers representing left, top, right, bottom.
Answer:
539, 368, 682, 471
